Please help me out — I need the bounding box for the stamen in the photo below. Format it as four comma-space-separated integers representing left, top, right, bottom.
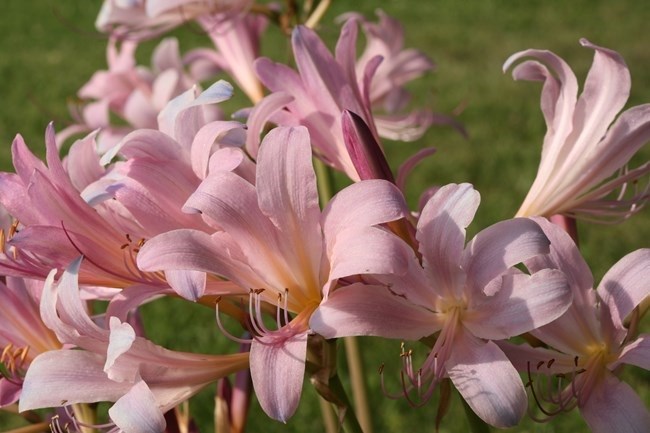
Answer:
214, 297, 253, 344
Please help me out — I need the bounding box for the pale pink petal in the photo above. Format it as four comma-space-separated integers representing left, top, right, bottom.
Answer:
322, 179, 409, 247
250, 330, 309, 422
164, 269, 206, 301
495, 341, 576, 375
465, 269, 571, 340
109, 381, 167, 433
292, 26, 346, 114
310, 283, 439, 339
417, 183, 479, 296
579, 372, 650, 433
578, 104, 650, 187
463, 218, 550, 295
191, 120, 246, 179
105, 317, 137, 382
256, 127, 322, 279
503, 49, 577, 167
244, 91, 295, 157
446, 331, 527, 428
65, 132, 105, 192
568, 39, 630, 161
19, 350, 132, 411
327, 226, 415, 288
615, 335, 650, 370
136, 229, 250, 294
395, 146, 436, 192
597, 248, 650, 329
183, 172, 294, 290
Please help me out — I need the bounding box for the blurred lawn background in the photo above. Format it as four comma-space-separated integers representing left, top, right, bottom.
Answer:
0, 1, 648, 432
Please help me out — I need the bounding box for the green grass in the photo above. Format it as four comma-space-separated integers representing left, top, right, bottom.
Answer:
0, 1, 648, 432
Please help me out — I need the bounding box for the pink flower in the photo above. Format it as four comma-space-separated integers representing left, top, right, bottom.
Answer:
501, 218, 650, 433
338, 10, 444, 141
0, 82, 241, 295
0, 277, 62, 406
137, 125, 411, 421
185, 12, 267, 103
96, 0, 253, 38
247, 16, 441, 181
59, 37, 197, 151
311, 183, 572, 428
505, 39, 650, 222
19, 257, 249, 432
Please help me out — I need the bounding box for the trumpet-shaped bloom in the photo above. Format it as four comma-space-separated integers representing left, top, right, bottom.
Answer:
505, 39, 650, 222
19, 257, 249, 432
501, 218, 650, 433
185, 12, 267, 103
311, 183, 572, 428
137, 125, 412, 421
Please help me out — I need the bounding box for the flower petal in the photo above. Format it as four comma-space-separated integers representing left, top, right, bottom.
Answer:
256, 126, 322, 283
579, 372, 650, 433
417, 183, 479, 297
463, 218, 550, 296
250, 330, 309, 422
597, 248, 650, 329
465, 269, 571, 340
446, 331, 527, 428
19, 350, 132, 411
109, 381, 167, 433
310, 283, 439, 339
105, 317, 137, 382
615, 334, 650, 370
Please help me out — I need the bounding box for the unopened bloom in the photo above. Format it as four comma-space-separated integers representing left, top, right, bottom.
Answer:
505, 39, 650, 222
138, 125, 411, 421
311, 183, 572, 428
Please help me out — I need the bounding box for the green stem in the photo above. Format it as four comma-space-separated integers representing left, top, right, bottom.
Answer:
313, 157, 334, 205
329, 374, 365, 433
344, 337, 373, 433
461, 398, 492, 433
318, 396, 338, 433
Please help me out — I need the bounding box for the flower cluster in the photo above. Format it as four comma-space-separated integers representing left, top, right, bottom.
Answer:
1, 2, 648, 433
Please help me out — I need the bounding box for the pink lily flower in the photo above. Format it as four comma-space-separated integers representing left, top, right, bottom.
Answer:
0, 276, 62, 406
0, 81, 242, 296
247, 21, 378, 181
19, 257, 249, 432
505, 39, 650, 222
501, 218, 650, 433
137, 125, 412, 421
311, 183, 572, 428
59, 36, 197, 151
0, 124, 159, 288
338, 10, 442, 141
96, 0, 253, 39
184, 12, 267, 103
